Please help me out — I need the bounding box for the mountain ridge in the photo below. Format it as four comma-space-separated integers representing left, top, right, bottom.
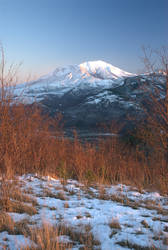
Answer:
12, 61, 166, 138
14, 60, 134, 102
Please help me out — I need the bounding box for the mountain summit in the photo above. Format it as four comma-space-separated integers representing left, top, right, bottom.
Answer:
79, 60, 133, 79
15, 60, 134, 100
39, 60, 133, 83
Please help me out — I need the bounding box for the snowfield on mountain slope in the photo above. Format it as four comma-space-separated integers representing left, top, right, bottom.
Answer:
0, 174, 168, 250
14, 61, 134, 101
79, 61, 133, 79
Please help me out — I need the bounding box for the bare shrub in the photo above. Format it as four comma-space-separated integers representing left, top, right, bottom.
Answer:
0, 45, 168, 193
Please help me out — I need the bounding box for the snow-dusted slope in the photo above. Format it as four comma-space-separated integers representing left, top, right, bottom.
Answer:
38, 60, 133, 84
79, 60, 133, 79
1, 174, 168, 249
14, 61, 134, 101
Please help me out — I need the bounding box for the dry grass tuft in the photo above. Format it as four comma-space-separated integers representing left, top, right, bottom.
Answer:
64, 202, 69, 208
0, 212, 14, 234
0, 213, 33, 237
0, 178, 38, 216
109, 218, 121, 230
76, 215, 83, 220
23, 222, 100, 250
141, 220, 150, 229
44, 189, 67, 201
0, 198, 37, 215
56, 224, 100, 248
14, 219, 32, 235
116, 240, 155, 250
24, 223, 72, 250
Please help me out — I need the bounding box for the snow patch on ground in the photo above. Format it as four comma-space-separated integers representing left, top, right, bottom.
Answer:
0, 174, 168, 249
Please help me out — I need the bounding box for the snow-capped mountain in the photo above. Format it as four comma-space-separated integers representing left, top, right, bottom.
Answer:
79, 60, 133, 79
14, 60, 134, 101
13, 61, 166, 136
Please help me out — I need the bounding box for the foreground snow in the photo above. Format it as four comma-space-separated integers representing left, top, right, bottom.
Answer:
0, 174, 168, 249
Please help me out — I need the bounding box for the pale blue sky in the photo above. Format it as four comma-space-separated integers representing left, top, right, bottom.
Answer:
0, 0, 167, 81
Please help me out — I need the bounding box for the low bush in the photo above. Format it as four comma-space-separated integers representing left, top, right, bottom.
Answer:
0, 101, 167, 193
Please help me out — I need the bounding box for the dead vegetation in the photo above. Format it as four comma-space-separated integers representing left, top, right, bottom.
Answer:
0, 46, 168, 205
0, 44, 168, 250
0, 213, 32, 236
23, 223, 72, 250
0, 53, 168, 194
22, 222, 100, 250
0, 179, 38, 215
116, 240, 156, 250
109, 218, 121, 230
